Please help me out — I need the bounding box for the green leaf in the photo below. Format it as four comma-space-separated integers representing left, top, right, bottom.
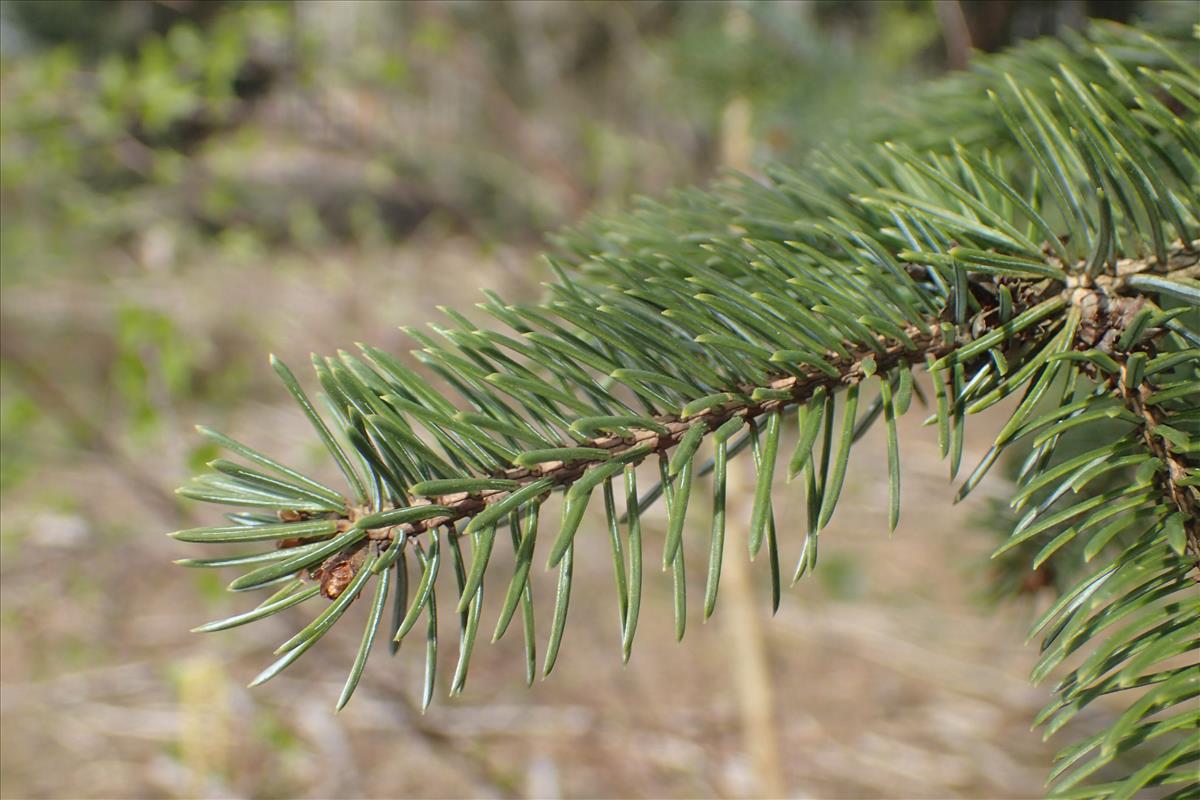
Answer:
388, 546, 409, 656
493, 504, 539, 644
770, 350, 840, 377
192, 585, 322, 633
1125, 274, 1200, 306
451, 534, 485, 695
207, 460, 346, 510
270, 355, 367, 504
547, 490, 592, 570
661, 452, 695, 570
357, 505, 454, 530
410, 478, 521, 496
543, 542, 574, 677
570, 414, 669, 436
416, 543, 439, 711
602, 480, 629, 636
681, 392, 748, 419
195, 426, 345, 505
948, 246, 1065, 280
516, 545, 538, 685
622, 465, 643, 663
879, 377, 901, 531
672, 536, 686, 642
513, 447, 611, 467
464, 477, 553, 537
174, 540, 328, 570
817, 384, 859, 531
669, 422, 708, 478
748, 411, 781, 557
787, 387, 826, 480
247, 631, 321, 689
171, 519, 338, 544
456, 523, 496, 614
570, 458, 631, 502
750, 423, 782, 614
949, 363, 966, 479
611, 368, 696, 396
336, 561, 391, 710
394, 529, 441, 643
930, 358, 950, 459
705, 426, 729, 620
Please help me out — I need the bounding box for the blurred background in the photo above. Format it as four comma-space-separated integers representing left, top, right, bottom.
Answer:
1, 1, 1193, 798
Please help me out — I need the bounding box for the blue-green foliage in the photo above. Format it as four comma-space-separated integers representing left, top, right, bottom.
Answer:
171, 23, 1199, 799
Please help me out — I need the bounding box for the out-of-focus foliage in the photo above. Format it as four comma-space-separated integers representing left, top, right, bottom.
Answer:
1, 2, 289, 280
0, 1, 951, 278
6, 0, 1179, 276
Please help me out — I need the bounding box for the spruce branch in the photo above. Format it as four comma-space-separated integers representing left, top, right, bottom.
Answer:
169, 21, 1199, 799
322, 243, 1198, 556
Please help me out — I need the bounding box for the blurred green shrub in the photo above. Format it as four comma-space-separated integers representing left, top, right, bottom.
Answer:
1, 2, 290, 278
0, 0, 955, 271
